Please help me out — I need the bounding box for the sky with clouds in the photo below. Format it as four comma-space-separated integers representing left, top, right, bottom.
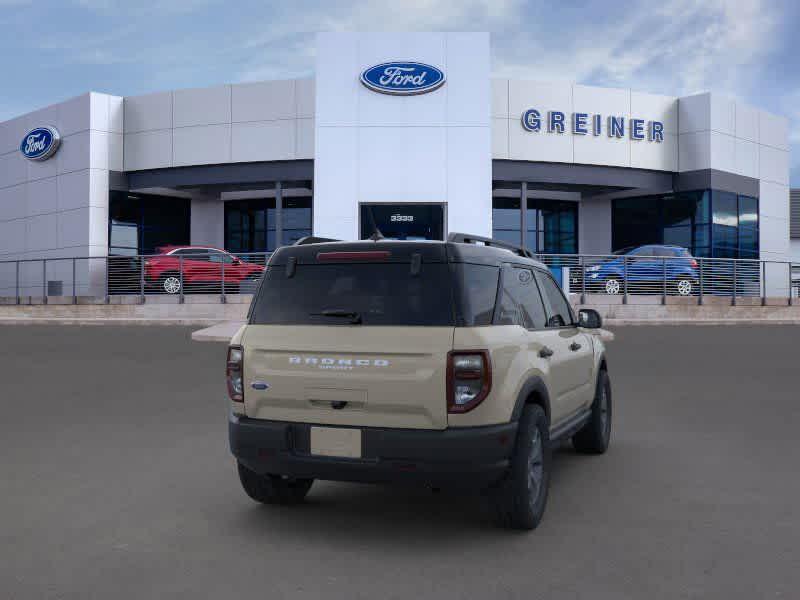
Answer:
0, 0, 797, 184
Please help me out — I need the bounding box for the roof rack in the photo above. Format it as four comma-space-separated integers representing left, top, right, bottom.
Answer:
293, 236, 341, 246
447, 232, 536, 259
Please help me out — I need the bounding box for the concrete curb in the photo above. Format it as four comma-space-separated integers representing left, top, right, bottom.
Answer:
0, 317, 224, 326
604, 318, 800, 326
191, 321, 246, 342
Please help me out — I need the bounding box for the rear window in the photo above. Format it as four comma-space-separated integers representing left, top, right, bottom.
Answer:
250, 262, 455, 326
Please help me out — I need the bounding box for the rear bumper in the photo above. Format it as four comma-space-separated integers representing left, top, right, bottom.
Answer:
229, 412, 517, 487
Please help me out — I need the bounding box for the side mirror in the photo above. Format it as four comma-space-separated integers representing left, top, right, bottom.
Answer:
578, 308, 602, 329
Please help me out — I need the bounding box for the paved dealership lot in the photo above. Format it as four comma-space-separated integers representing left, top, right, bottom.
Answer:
1, 325, 798, 599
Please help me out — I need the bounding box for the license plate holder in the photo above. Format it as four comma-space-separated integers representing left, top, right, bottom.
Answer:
309, 426, 362, 459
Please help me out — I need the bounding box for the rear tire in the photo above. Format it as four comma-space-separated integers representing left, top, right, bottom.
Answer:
572, 370, 612, 454
237, 462, 313, 505
491, 404, 550, 530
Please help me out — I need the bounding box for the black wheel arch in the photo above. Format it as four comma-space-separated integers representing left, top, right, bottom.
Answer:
511, 376, 551, 424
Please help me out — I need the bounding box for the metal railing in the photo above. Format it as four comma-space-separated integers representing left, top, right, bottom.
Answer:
0, 252, 271, 305
0, 250, 798, 306
536, 254, 799, 306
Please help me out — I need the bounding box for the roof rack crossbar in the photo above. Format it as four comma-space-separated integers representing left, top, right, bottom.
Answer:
447, 232, 535, 259
293, 236, 341, 246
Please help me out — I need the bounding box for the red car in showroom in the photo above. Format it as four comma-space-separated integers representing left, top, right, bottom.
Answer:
145, 246, 265, 294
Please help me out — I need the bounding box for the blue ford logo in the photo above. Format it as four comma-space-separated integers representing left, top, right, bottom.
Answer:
20, 126, 61, 161
360, 61, 445, 95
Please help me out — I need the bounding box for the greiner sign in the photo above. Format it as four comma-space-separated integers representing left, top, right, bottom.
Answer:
521, 109, 664, 142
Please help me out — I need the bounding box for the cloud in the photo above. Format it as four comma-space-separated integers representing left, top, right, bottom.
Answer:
1, 0, 795, 185
492, 0, 780, 98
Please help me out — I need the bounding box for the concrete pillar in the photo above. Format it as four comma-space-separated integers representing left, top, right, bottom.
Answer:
190, 193, 224, 248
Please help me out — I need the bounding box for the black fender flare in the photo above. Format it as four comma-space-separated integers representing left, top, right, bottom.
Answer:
511, 376, 551, 423
597, 352, 608, 372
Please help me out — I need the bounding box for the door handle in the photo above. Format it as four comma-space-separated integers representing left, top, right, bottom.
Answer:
539, 346, 554, 358
569, 342, 582, 352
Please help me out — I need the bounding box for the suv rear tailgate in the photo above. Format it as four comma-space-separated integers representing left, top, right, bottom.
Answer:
243, 325, 453, 429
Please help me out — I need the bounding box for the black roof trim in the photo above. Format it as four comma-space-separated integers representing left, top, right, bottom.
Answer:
268, 236, 547, 270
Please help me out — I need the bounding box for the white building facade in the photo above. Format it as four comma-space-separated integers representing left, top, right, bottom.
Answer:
0, 32, 792, 294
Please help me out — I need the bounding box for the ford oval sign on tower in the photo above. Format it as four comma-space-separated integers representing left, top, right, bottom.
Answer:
20, 126, 61, 161
360, 62, 445, 95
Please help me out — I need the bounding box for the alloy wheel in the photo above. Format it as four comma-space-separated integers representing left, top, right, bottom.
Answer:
599, 386, 610, 440
527, 429, 544, 506
163, 276, 181, 294
677, 279, 692, 296
604, 278, 621, 294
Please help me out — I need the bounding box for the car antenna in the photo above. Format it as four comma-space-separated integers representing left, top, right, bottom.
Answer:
366, 205, 385, 241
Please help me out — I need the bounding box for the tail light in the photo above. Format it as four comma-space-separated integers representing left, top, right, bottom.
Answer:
447, 351, 491, 413
690, 259, 698, 268
227, 345, 244, 402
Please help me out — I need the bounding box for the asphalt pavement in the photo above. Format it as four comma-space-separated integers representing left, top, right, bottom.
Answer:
1, 324, 798, 599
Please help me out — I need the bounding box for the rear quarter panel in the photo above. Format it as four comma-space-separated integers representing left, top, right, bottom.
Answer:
449, 326, 550, 428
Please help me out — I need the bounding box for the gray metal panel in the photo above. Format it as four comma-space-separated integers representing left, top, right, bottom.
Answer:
126, 160, 314, 190
673, 169, 759, 197
791, 188, 800, 239
492, 160, 674, 192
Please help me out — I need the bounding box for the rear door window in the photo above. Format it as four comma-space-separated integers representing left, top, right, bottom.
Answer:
250, 262, 454, 326
495, 266, 547, 329
535, 270, 574, 328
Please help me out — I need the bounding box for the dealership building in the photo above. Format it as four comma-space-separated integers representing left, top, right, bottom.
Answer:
0, 32, 793, 294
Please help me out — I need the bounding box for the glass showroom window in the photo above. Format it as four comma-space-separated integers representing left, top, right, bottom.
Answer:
108, 191, 190, 255
492, 182, 522, 245
492, 183, 578, 254
281, 180, 313, 245
527, 199, 578, 254
613, 190, 757, 259
282, 197, 312, 245
663, 191, 711, 258
736, 195, 759, 259
224, 181, 313, 253
224, 198, 276, 253
492, 197, 522, 244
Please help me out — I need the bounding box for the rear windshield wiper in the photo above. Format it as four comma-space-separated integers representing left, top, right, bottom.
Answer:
310, 309, 362, 324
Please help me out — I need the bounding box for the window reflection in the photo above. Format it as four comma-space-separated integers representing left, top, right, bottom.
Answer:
612, 190, 758, 259
108, 191, 190, 255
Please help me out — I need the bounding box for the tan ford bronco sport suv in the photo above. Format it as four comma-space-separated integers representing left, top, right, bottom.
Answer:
227, 233, 611, 529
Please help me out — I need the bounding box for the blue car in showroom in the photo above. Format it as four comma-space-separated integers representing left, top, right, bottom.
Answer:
584, 245, 699, 296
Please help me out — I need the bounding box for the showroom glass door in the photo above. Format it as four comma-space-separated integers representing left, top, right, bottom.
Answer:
359, 204, 445, 240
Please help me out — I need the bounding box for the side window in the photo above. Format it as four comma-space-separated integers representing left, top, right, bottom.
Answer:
495, 267, 547, 329
535, 271, 574, 328
457, 264, 500, 326
208, 251, 235, 264
174, 249, 209, 261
